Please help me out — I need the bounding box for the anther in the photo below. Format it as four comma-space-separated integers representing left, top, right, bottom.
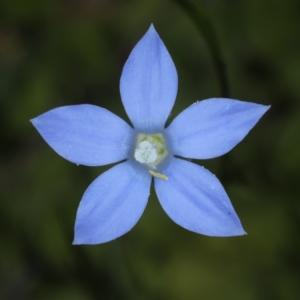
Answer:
149, 170, 168, 180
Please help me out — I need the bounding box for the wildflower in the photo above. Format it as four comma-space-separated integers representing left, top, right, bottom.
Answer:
31, 25, 270, 244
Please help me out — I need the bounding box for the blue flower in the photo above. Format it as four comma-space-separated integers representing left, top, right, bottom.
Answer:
31, 25, 270, 244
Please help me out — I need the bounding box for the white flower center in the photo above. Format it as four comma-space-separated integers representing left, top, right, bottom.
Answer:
135, 141, 158, 164
133, 133, 168, 168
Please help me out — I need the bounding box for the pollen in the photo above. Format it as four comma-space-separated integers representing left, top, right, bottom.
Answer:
133, 132, 168, 168
135, 141, 158, 164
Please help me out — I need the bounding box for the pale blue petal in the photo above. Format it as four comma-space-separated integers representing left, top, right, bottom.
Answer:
120, 24, 178, 132
73, 161, 152, 244
31, 104, 134, 166
155, 158, 246, 236
166, 98, 270, 159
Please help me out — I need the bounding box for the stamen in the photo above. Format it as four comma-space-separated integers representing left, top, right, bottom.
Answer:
149, 170, 168, 180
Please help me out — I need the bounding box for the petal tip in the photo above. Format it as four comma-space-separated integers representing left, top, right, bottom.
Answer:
234, 227, 247, 237
149, 23, 155, 30
225, 218, 247, 237
230, 221, 247, 236
72, 235, 95, 245
146, 23, 158, 38
263, 104, 271, 113
30, 117, 38, 125
209, 225, 247, 237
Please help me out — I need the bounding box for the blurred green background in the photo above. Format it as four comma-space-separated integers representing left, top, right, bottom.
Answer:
1, 0, 299, 299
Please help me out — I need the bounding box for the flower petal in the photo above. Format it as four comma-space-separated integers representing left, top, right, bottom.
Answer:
166, 98, 270, 159
31, 104, 134, 166
120, 24, 178, 132
154, 158, 246, 237
73, 161, 152, 244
